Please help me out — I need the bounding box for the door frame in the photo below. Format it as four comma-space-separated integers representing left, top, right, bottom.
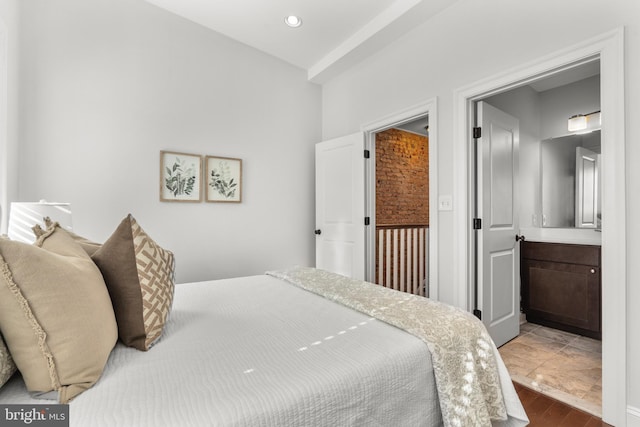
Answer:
361, 98, 439, 300
453, 28, 626, 425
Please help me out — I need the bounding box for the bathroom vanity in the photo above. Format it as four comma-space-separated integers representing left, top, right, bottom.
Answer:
521, 240, 601, 339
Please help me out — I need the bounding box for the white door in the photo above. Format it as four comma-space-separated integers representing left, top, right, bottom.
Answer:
315, 133, 365, 280
476, 101, 521, 347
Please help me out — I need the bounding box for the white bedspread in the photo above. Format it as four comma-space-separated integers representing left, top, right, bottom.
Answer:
1, 275, 443, 426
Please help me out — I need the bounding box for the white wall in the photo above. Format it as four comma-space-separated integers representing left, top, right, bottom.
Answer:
321, 0, 640, 418
0, 0, 19, 234
16, 0, 321, 283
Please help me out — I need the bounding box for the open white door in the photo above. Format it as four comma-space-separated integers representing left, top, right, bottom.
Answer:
315, 133, 365, 280
476, 101, 521, 347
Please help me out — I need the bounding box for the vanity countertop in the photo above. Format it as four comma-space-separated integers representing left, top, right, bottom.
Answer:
519, 227, 602, 246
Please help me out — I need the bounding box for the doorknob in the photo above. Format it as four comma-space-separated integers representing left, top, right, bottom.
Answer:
515, 234, 526, 242
314, 229, 322, 235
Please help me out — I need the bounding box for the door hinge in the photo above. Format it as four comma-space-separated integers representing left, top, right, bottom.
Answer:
473, 127, 482, 139
364, 149, 370, 159
473, 309, 482, 320
473, 218, 482, 230
364, 217, 370, 226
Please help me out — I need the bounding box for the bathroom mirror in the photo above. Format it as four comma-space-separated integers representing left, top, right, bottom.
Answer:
540, 130, 600, 228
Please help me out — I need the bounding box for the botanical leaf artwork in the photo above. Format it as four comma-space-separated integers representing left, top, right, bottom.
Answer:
209, 160, 237, 199
165, 157, 197, 197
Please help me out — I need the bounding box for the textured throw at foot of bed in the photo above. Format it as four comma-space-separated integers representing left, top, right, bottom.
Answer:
267, 267, 528, 427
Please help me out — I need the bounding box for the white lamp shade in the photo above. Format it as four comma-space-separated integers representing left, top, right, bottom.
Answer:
8, 201, 72, 243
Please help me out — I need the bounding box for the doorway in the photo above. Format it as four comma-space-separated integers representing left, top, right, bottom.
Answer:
453, 29, 626, 425
374, 122, 429, 297
474, 67, 603, 415
362, 99, 438, 301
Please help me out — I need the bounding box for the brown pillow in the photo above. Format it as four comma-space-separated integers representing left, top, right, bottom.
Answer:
0, 334, 16, 389
0, 224, 117, 403
92, 214, 175, 351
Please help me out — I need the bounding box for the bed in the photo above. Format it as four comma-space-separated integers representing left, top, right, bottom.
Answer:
0, 217, 528, 426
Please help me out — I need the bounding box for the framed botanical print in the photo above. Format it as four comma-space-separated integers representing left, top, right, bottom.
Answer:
160, 151, 202, 202
205, 156, 242, 203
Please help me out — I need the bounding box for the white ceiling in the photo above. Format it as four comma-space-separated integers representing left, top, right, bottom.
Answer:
145, 0, 458, 83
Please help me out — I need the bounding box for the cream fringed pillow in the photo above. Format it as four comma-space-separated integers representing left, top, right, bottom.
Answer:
92, 214, 175, 351
0, 335, 16, 388
0, 224, 118, 403
33, 217, 102, 256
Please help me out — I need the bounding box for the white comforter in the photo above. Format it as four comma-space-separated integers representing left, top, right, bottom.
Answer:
1, 275, 444, 426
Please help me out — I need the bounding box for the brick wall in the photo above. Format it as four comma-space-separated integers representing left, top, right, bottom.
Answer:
375, 128, 429, 226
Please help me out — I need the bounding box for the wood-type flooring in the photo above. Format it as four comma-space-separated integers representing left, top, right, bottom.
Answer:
516, 382, 612, 427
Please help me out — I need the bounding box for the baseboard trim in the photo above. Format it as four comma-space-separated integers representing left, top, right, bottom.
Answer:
628, 405, 640, 426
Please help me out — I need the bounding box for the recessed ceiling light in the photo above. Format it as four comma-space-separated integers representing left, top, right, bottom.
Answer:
284, 15, 302, 28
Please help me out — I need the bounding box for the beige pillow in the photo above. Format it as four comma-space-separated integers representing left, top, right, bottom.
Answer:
0, 227, 15, 390
0, 335, 17, 388
33, 218, 102, 256
92, 214, 175, 351
0, 224, 117, 403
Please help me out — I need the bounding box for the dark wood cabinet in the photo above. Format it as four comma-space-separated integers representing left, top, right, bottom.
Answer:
521, 241, 601, 339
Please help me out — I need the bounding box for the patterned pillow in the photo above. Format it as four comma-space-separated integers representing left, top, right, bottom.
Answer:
92, 214, 175, 351
0, 335, 17, 388
0, 224, 118, 403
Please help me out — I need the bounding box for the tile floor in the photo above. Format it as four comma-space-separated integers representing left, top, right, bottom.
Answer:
498, 322, 602, 417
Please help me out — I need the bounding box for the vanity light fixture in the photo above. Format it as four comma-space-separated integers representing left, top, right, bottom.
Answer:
284, 15, 302, 28
568, 111, 601, 133
567, 114, 587, 132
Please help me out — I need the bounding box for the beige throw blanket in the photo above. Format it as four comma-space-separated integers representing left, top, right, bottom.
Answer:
267, 267, 510, 427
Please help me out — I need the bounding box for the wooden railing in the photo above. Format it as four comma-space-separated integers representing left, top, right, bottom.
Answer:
375, 224, 429, 297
